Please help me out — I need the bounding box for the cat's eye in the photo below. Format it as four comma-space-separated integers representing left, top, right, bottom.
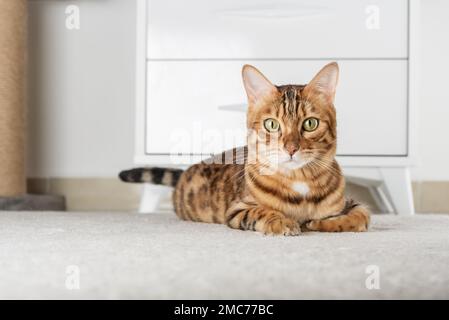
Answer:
263, 118, 280, 132
302, 118, 319, 132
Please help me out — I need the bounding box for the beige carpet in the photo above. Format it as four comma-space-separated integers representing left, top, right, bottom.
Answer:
0, 211, 448, 299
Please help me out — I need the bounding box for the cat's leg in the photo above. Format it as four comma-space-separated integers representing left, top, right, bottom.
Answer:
225, 201, 301, 236
304, 200, 370, 232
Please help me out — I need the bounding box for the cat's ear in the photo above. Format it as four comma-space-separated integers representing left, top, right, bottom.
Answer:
303, 62, 339, 103
242, 65, 277, 105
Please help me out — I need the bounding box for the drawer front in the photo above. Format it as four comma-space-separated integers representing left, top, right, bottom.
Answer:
145, 60, 407, 157
147, 0, 408, 59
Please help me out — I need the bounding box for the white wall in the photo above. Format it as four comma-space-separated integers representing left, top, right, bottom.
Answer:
28, 0, 136, 178
27, 0, 449, 180
410, 0, 449, 181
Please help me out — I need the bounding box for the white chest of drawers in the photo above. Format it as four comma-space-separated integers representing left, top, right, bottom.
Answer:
134, 0, 420, 215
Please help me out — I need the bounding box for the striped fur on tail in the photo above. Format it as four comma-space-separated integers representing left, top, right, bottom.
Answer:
119, 167, 183, 187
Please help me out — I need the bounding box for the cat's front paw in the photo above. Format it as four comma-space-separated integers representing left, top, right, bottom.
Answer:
305, 216, 368, 232
263, 216, 301, 236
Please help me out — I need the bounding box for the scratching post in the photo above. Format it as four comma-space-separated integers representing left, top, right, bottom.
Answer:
0, 0, 65, 210
0, 0, 27, 196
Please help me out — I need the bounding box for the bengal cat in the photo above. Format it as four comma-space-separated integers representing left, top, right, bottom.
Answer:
120, 63, 370, 235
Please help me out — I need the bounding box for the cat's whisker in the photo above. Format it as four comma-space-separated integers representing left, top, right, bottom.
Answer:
308, 159, 342, 177
223, 167, 246, 184
221, 157, 273, 184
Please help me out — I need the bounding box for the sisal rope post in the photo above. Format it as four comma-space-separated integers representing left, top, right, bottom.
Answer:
0, 0, 27, 197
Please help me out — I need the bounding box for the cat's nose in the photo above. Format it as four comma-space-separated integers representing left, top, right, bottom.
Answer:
285, 144, 299, 156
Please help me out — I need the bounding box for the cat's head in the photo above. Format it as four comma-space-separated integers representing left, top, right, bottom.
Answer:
242, 63, 339, 175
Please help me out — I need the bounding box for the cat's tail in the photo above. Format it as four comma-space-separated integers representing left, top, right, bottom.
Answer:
118, 167, 183, 187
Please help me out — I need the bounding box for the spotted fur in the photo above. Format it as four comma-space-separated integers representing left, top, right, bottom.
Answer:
120, 63, 370, 235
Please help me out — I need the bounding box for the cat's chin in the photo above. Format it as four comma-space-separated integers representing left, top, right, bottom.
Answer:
276, 160, 308, 174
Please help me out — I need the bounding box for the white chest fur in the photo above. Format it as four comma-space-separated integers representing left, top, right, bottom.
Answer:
291, 182, 310, 196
